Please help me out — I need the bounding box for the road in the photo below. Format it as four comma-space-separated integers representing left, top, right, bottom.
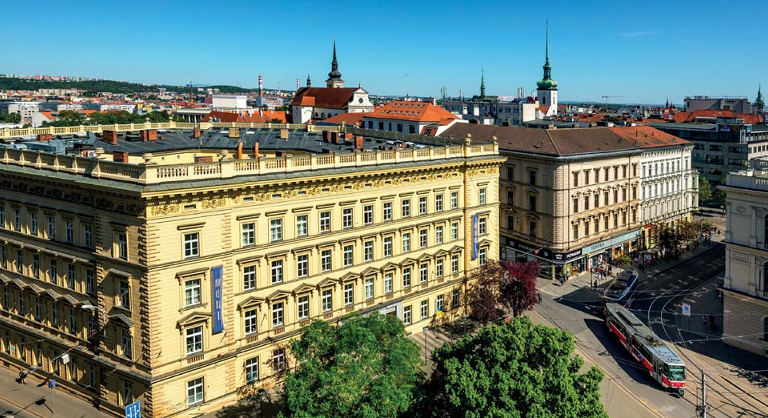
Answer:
535, 243, 738, 418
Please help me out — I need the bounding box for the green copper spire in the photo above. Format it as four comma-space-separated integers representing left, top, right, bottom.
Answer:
480, 69, 486, 98
537, 19, 558, 91
756, 83, 765, 107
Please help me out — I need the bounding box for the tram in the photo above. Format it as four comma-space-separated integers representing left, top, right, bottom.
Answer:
604, 303, 686, 396
603, 270, 639, 303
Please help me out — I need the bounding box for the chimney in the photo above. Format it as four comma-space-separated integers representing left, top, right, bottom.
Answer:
193, 127, 201, 138
140, 129, 157, 142
37, 134, 53, 142
322, 130, 330, 143
113, 151, 129, 163
236, 142, 243, 159
103, 130, 118, 145
344, 132, 353, 140
258, 75, 264, 98
279, 129, 289, 140
355, 136, 364, 149
322, 148, 334, 154
253, 142, 260, 159
229, 128, 240, 138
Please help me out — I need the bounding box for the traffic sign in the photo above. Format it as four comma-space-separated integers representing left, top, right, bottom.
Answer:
125, 401, 141, 418
681, 303, 691, 317
48, 379, 56, 389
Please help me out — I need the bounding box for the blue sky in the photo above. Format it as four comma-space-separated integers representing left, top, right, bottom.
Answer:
2, 0, 766, 104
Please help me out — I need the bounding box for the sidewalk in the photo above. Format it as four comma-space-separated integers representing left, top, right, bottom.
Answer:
0, 364, 111, 418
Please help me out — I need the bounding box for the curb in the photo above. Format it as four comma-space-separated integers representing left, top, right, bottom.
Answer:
648, 243, 723, 279
530, 310, 666, 418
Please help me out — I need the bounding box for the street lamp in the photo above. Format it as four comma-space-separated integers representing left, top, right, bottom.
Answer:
81, 304, 107, 337
422, 326, 429, 366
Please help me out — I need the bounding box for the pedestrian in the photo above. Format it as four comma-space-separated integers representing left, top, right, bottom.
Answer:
559, 275, 565, 287
708, 314, 716, 330
702, 315, 708, 329
537, 292, 542, 303
18, 369, 28, 384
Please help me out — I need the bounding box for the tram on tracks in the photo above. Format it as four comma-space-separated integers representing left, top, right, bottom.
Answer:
603, 270, 639, 303
604, 303, 686, 396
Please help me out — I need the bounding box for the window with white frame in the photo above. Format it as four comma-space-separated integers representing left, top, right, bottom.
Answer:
403, 305, 412, 325
420, 264, 428, 283
343, 245, 353, 267
436, 226, 443, 244
297, 254, 308, 278
419, 229, 427, 249
451, 192, 458, 209
0, 207, 4, 228
435, 195, 443, 212
187, 377, 204, 406
402, 199, 410, 217
85, 268, 94, 294
419, 197, 427, 215
402, 233, 411, 253
185, 279, 201, 306
384, 272, 393, 294
271, 260, 283, 284
321, 249, 332, 272
244, 309, 258, 334
65, 220, 73, 243
364, 241, 373, 262
383, 237, 393, 257
436, 295, 444, 313
363, 205, 373, 225
452, 222, 459, 241
383, 202, 392, 221
479, 217, 487, 235
420, 300, 429, 319
436, 259, 444, 277
320, 211, 331, 232
271, 302, 284, 327
365, 278, 374, 299
245, 357, 259, 383
243, 265, 256, 290
296, 215, 308, 237
186, 326, 203, 354
321, 289, 333, 312
403, 267, 411, 288
344, 283, 354, 306
452, 289, 460, 308
242, 223, 255, 246
479, 248, 487, 265
48, 216, 55, 240
297, 295, 309, 319
479, 188, 487, 205
272, 348, 285, 373
270, 219, 283, 242
183, 232, 199, 258
342, 208, 353, 229
15, 209, 21, 232
451, 254, 459, 274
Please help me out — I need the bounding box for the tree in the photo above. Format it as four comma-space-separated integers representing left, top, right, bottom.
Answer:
280, 313, 423, 418
468, 261, 505, 323
699, 177, 712, 205
614, 254, 632, 269
145, 110, 170, 123
421, 317, 608, 418
499, 260, 541, 317
0, 112, 21, 124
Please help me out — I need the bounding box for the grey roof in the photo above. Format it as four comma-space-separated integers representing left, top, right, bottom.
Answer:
647, 122, 717, 131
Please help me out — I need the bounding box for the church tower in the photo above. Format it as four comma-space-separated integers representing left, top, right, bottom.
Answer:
536, 20, 558, 117
755, 83, 765, 114
326, 41, 344, 88
480, 69, 486, 99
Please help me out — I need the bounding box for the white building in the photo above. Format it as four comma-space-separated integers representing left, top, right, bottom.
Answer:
361, 101, 462, 136
720, 163, 768, 357
211, 95, 248, 110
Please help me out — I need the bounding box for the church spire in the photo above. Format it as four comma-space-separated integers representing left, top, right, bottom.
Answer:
756, 83, 765, 107
480, 69, 486, 98
536, 19, 557, 91
326, 40, 344, 87
306, 73, 311, 88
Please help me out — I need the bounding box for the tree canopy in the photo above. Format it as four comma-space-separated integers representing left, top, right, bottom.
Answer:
469, 260, 540, 322
0, 112, 21, 124
699, 177, 713, 204
422, 317, 608, 418
280, 313, 423, 418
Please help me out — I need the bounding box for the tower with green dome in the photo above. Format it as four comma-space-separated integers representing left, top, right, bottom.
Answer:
536, 20, 558, 116
755, 84, 765, 113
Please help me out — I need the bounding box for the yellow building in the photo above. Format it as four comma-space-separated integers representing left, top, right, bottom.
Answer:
0, 123, 502, 417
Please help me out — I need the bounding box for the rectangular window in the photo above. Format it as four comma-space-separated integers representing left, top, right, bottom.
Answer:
48, 216, 55, 240
321, 249, 332, 272
452, 222, 459, 241
245, 357, 259, 384
529, 195, 536, 212
479, 217, 487, 235
0, 246, 5, 269
452, 289, 460, 308
573, 197, 578, 213
479, 248, 487, 265
528, 171, 536, 185
364, 241, 373, 262
383, 237, 393, 257
402, 233, 411, 253
51, 302, 58, 327
584, 221, 590, 237
65, 220, 73, 243
298, 295, 309, 319
594, 194, 599, 208
34, 296, 41, 321
420, 263, 428, 283
419, 229, 428, 249
121, 329, 132, 359
32, 254, 39, 278
296, 215, 308, 237
604, 190, 609, 206
83, 224, 92, 248
365, 278, 374, 299
320, 211, 331, 232
403, 267, 411, 288
529, 220, 536, 237
66, 263, 74, 289
479, 188, 486, 205
421, 300, 429, 319
363, 205, 373, 225
119, 280, 130, 309
419, 197, 427, 215
403, 305, 412, 325
573, 172, 579, 187
15, 209, 21, 231
117, 232, 128, 260
342, 208, 353, 229
243, 265, 256, 290
18, 292, 25, 316
68, 308, 76, 335
241, 223, 255, 246
322, 289, 333, 312
436, 295, 444, 313
435, 195, 443, 212
573, 224, 579, 240
384, 272, 393, 294
507, 190, 514, 205
49, 261, 57, 285
245, 309, 258, 334
436, 226, 443, 244
273, 349, 286, 373
270, 219, 283, 242
451, 192, 459, 209
0, 207, 4, 229
344, 283, 354, 306
343, 245, 353, 267
185, 279, 201, 306
604, 215, 609, 230
187, 378, 204, 406
383, 202, 392, 221
271, 260, 283, 284
436, 259, 444, 277
402, 199, 410, 217
30, 212, 38, 236
451, 255, 459, 274
183, 232, 199, 258
297, 255, 308, 278
272, 302, 284, 327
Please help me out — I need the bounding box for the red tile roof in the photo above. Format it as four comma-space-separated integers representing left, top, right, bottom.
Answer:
321, 112, 366, 126
290, 87, 359, 109
672, 109, 764, 124
201, 110, 287, 123
362, 101, 458, 123
538, 105, 550, 114
607, 126, 689, 148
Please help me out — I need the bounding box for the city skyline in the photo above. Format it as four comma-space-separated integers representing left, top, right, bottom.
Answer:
1, 0, 766, 103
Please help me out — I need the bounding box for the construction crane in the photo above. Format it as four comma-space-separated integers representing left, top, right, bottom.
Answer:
601, 95, 623, 110
186, 82, 210, 103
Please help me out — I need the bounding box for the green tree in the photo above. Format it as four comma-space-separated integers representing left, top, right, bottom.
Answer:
41, 110, 87, 127
280, 313, 423, 418
145, 110, 170, 123
422, 317, 607, 418
0, 112, 21, 123
699, 177, 712, 205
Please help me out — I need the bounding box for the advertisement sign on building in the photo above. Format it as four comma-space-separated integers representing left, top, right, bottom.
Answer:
212, 266, 224, 334
472, 214, 479, 260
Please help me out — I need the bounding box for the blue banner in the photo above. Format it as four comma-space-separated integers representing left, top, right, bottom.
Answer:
472, 214, 479, 260
212, 266, 224, 334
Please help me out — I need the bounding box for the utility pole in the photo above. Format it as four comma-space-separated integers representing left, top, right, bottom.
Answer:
701, 371, 707, 418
